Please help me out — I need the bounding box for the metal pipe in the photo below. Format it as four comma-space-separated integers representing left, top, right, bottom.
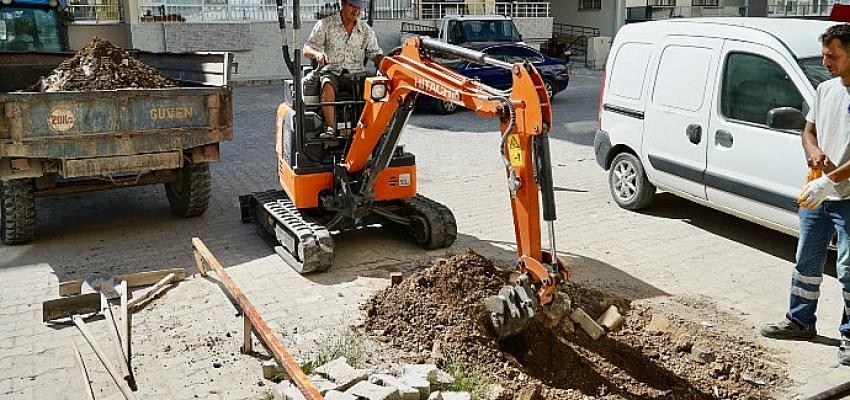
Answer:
420, 37, 513, 70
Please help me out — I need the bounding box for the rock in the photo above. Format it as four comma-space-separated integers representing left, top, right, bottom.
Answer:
690, 345, 716, 364
570, 308, 605, 340
516, 385, 543, 400
646, 314, 671, 335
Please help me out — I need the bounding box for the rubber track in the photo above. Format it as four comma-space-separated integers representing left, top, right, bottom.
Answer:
252, 190, 334, 273
1, 179, 35, 245
398, 194, 457, 249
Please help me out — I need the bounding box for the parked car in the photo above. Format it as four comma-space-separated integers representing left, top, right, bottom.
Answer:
418, 43, 570, 114
594, 18, 833, 237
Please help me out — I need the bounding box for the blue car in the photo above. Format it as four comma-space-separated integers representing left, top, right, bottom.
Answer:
419, 43, 570, 114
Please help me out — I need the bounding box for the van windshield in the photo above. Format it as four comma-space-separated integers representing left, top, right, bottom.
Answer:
799, 57, 831, 88
458, 20, 521, 43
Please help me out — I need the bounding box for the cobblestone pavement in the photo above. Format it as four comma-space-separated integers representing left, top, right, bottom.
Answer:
1, 76, 847, 399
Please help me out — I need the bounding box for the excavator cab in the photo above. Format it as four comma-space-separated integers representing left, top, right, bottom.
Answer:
241, 0, 568, 339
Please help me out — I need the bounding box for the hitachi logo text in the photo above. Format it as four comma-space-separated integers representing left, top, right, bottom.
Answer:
414, 78, 460, 102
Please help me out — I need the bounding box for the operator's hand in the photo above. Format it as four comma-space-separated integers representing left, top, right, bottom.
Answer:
315, 53, 330, 66
807, 151, 829, 170
798, 175, 837, 209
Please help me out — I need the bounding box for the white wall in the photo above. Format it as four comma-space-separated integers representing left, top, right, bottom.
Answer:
551, 0, 619, 37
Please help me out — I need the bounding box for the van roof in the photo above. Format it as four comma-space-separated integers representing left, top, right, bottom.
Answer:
443, 15, 512, 21
622, 18, 834, 59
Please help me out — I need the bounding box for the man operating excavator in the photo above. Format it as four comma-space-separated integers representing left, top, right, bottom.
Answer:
302, 0, 383, 138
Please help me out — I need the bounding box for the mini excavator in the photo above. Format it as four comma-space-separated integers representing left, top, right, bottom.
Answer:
239, 0, 569, 338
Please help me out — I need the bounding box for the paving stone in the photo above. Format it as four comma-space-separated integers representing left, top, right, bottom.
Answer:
399, 375, 430, 399
344, 380, 400, 400
440, 392, 471, 400
325, 390, 357, 400
308, 374, 337, 394
273, 381, 306, 400
369, 373, 420, 400
401, 363, 453, 385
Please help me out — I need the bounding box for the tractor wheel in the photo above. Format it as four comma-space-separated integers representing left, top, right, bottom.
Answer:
165, 163, 211, 218
1, 179, 35, 245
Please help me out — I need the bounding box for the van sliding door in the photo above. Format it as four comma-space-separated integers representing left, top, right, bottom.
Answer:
642, 38, 721, 200
704, 41, 809, 233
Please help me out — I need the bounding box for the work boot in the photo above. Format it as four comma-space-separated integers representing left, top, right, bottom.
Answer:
840, 335, 850, 366
760, 319, 816, 340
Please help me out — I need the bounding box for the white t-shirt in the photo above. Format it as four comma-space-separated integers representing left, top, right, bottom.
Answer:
806, 77, 850, 198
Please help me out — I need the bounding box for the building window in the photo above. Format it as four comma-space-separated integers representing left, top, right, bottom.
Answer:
578, 0, 601, 11
649, 0, 675, 6
692, 0, 719, 5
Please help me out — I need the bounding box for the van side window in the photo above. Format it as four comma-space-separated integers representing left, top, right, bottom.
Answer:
652, 45, 713, 112
721, 52, 804, 128
608, 43, 652, 100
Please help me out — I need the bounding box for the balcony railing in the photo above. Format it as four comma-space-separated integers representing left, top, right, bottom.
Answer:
138, 0, 414, 23
626, 5, 746, 22
417, 1, 550, 19
67, 3, 123, 23
766, 2, 831, 17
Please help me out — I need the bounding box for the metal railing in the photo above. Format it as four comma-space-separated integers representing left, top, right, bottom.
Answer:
417, 1, 550, 19
138, 0, 413, 23
766, 2, 831, 17
626, 5, 746, 22
66, 3, 123, 23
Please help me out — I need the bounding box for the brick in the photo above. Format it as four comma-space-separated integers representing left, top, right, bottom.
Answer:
369, 373, 420, 400
570, 308, 605, 340
595, 305, 625, 333
344, 381, 400, 400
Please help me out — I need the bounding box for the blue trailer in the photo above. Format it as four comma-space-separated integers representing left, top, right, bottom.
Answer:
0, 0, 233, 244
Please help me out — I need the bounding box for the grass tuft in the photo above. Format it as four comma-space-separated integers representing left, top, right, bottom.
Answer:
300, 329, 365, 375
440, 353, 490, 400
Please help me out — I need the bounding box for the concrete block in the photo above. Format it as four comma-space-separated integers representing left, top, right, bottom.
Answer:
369, 373, 420, 400
570, 307, 605, 340
596, 305, 625, 333
427, 392, 443, 400
325, 390, 357, 400
399, 375, 431, 399
401, 363, 452, 384
315, 357, 368, 391
308, 374, 337, 394
272, 381, 306, 400
344, 381, 400, 400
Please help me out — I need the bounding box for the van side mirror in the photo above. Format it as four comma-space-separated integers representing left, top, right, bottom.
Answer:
766, 107, 805, 130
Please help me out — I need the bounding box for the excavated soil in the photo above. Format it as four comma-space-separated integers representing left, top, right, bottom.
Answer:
362, 250, 787, 399
33, 37, 177, 92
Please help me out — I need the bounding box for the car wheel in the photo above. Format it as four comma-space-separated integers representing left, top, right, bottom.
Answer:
608, 152, 655, 210
544, 79, 556, 100
434, 100, 458, 115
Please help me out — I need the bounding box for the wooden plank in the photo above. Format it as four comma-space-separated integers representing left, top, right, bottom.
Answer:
71, 341, 95, 400
192, 237, 323, 400
73, 316, 137, 400
127, 273, 175, 312
43, 293, 101, 322
103, 297, 134, 388
118, 281, 130, 368
59, 268, 186, 297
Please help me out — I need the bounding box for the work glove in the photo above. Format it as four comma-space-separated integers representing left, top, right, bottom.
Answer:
798, 175, 837, 209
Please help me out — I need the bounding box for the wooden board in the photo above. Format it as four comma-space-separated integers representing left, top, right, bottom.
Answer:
59, 268, 186, 297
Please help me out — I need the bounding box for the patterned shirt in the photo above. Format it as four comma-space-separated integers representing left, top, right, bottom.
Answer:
306, 14, 382, 73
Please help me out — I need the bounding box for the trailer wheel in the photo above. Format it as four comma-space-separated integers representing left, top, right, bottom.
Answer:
166, 163, 211, 218
1, 179, 35, 245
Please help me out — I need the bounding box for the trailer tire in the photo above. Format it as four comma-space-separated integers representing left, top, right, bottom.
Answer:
1, 179, 35, 245
166, 163, 211, 218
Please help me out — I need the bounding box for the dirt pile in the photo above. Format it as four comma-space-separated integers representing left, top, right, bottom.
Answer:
34, 37, 177, 92
362, 250, 787, 399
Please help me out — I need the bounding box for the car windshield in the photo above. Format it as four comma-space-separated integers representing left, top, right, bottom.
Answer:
460, 20, 521, 43
799, 57, 831, 88
0, 7, 62, 52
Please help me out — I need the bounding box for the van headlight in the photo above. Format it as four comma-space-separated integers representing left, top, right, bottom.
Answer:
370, 83, 387, 101
48, 0, 59, 6
1, 0, 13, 5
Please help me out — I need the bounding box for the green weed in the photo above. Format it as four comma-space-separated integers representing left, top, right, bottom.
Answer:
300, 329, 365, 375
440, 353, 490, 400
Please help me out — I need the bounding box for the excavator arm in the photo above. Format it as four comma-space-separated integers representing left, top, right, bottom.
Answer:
349, 37, 569, 338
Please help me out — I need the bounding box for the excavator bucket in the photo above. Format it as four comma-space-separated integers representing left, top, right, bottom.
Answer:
483, 274, 540, 339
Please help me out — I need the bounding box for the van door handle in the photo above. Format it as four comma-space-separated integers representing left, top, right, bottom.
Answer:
686, 124, 702, 144
715, 129, 734, 148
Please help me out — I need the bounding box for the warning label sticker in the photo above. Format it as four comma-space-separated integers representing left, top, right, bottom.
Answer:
48, 106, 76, 133
507, 134, 523, 167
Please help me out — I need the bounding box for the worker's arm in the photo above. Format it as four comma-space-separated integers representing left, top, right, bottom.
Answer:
364, 26, 383, 67
303, 19, 329, 66
798, 121, 850, 207
802, 121, 829, 170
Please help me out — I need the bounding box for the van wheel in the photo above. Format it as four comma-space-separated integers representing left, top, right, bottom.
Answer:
166, 163, 211, 218
1, 179, 35, 245
609, 152, 655, 210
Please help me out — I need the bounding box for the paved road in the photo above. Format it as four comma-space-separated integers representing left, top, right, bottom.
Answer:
0, 74, 847, 398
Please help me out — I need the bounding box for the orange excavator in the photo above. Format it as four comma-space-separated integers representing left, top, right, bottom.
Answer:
239, 0, 568, 338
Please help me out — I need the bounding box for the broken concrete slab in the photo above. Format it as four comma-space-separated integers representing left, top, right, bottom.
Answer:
325, 390, 357, 400
369, 373, 420, 400
308, 374, 336, 394
315, 357, 368, 391
272, 381, 306, 400
399, 375, 430, 399
345, 381, 400, 400
401, 363, 453, 385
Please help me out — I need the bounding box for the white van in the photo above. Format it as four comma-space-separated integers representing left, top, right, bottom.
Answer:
595, 18, 833, 236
